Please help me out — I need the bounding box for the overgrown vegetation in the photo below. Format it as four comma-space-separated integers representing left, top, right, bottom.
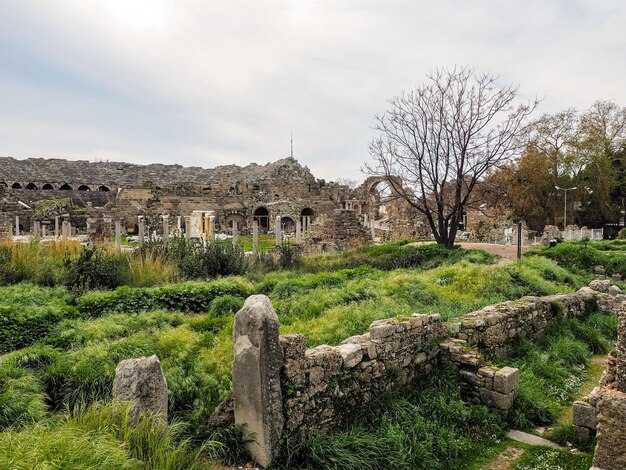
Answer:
0, 239, 619, 468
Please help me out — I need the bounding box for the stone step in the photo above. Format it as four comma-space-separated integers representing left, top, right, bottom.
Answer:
506, 430, 561, 448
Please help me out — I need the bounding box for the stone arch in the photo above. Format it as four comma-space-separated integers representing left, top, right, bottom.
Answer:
225, 213, 246, 233
0, 181, 7, 188
78, 185, 91, 191
25, 182, 38, 190
253, 207, 269, 231
11, 182, 22, 189
280, 216, 296, 233
42, 183, 54, 190
59, 183, 73, 191
97, 185, 110, 192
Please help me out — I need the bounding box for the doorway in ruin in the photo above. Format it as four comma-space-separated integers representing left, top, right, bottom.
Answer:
300, 208, 314, 232
253, 207, 269, 232
225, 214, 246, 234
368, 180, 393, 232
281, 216, 296, 233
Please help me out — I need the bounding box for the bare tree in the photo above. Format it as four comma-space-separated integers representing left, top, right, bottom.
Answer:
365, 66, 537, 247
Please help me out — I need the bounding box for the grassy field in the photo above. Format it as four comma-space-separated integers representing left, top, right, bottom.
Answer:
0, 239, 621, 468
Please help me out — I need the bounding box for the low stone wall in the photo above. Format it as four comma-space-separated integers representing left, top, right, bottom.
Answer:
279, 313, 446, 432
449, 280, 624, 359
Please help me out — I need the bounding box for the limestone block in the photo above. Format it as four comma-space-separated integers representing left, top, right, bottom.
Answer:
477, 366, 495, 378
233, 295, 284, 468
413, 352, 427, 364
572, 400, 597, 429
479, 388, 515, 411
589, 279, 610, 293
337, 343, 363, 368
113, 355, 168, 424
573, 425, 591, 445
609, 285, 623, 297
493, 367, 519, 395
593, 390, 626, 470
279, 334, 306, 359
369, 319, 397, 340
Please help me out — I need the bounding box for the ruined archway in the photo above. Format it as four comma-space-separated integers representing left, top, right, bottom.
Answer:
253, 207, 269, 232
97, 185, 110, 192
78, 185, 90, 191
59, 183, 73, 191
25, 183, 38, 190
300, 208, 314, 231
11, 182, 22, 189
225, 213, 246, 234
281, 216, 296, 233
42, 183, 54, 190
0, 181, 6, 188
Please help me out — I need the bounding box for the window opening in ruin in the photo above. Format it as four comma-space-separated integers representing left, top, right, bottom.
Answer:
26, 183, 38, 190
229, 186, 236, 195
0, 181, 6, 188
274, 193, 280, 199
253, 207, 269, 232
300, 208, 314, 229
368, 181, 392, 232
42, 183, 54, 190
11, 182, 22, 189
78, 185, 91, 191
59, 183, 73, 190
97, 185, 110, 192
252, 184, 260, 191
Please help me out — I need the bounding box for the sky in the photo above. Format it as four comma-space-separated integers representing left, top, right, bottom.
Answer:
1, 0, 625, 182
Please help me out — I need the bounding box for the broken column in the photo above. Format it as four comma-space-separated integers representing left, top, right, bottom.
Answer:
184, 216, 191, 241
275, 215, 282, 246
54, 216, 59, 239
296, 219, 302, 244
253, 220, 259, 255
113, 355, 168, 426
14, 216, 19, 237
209, 215, 216, 241
115, 220, 121, 247
138, 216, 145, 244
232, 295, 284, 468
162, 214, 169, 242
232, 220, 238, 249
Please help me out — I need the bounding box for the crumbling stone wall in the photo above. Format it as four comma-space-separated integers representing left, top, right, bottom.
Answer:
448, 281, 624, 359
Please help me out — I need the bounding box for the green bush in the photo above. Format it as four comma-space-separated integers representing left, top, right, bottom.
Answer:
77, 278, 254, 316
64, 245, 129, 292
209, 295, 244, 317
617, 227, 626, 239
0, 364, 47, 430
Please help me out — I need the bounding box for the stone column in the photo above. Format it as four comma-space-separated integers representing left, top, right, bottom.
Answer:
232, 295, 284, 468
54, 216, 59, 239
162, 214, 169, 242
209, 216, 216, 241
33, 221, 40, 239
113, 355, 168, 426
138, 217, 145, 244
15, 216, 19, 237
296, 219, 302, 244
275, 216, 282, 246
184, 216, 191, 242
253, 220, 259, 256
203, 213, 210, 242
61, 221, 68, 240
42, 225, 46, 239
177, 216, 182, 236
232, 220, 238, 249
115, 220, 121, 247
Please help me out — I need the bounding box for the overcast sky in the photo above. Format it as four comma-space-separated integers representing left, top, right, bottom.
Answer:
1, 0, 625, 181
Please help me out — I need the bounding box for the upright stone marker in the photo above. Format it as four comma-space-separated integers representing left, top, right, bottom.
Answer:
232, 220, 238, 248
54, 216, 59, 239
33, 221, 40, 239
253, 220, 259, 255
41, 224, 46, 239
162, 214, 169, 242
15, 216, 19, 237
113, 355, 168, 425
275, 215, 282, 246
184, 216, 191, 241
232, 295, 284, 468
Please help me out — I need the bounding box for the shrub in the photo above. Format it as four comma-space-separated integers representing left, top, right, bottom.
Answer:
64, 245, 129, 292
618, 227, 626, 240
77, 278, 254, 316
0, 364, 47, 430
209, 295, 244, 317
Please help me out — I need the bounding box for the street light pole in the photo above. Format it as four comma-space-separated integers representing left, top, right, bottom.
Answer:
555, 186, 577, 229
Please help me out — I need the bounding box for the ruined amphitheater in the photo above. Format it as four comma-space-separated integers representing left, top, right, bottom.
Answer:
0, 156, 425, 249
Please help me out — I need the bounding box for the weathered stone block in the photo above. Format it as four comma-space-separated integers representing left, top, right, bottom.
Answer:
369, 320, 397, 340
593, 390, 626, 470
479, 388, 515, 411
589, 279, 610, 292
113, 355, 168, 425
280, 334, 307, 359
493, 367, 519, 395
337, 343, 363, 368
233, 295, 284, 468
609, 285, 623, 297
572, 400, 597, 429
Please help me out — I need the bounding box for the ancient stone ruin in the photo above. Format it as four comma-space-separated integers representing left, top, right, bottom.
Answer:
0, 156, 427, 249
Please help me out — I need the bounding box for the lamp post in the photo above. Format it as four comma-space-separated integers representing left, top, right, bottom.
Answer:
555, 186, 577, 229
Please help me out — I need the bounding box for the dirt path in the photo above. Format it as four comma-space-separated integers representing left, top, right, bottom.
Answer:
483, 445, 525, 470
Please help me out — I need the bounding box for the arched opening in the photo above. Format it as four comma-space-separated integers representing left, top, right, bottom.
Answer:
300, 208, 314, 232
42, 183, 54, 190
59, 183, 73, 191
0, 181, 7, 188
26, 183, 38, 190
11, 182, 22, 189
368, 181, 393, 234
253, 207, 269, 232
281, 216, 296, 233
228, 186, 236, 195
97, 185, 110, 192
78, 185, 90, 191
225, 214, 246, 235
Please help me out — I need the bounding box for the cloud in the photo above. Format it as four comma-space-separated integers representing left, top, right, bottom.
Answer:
1, 0, 625, 181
